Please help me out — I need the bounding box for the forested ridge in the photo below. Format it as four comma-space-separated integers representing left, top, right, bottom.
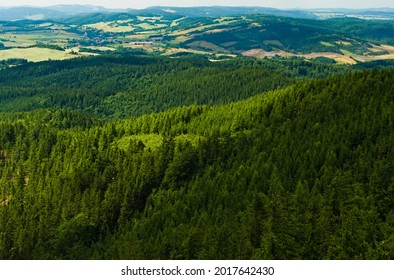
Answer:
0, 61, 393, 259
0, 55, 353, 118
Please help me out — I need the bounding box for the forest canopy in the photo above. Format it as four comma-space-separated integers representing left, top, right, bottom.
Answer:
0, 53, 393, 259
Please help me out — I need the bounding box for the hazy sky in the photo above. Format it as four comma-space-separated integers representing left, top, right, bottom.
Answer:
1, 0, 394, 9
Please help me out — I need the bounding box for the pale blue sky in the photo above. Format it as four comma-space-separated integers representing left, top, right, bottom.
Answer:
1, 0, 394, 9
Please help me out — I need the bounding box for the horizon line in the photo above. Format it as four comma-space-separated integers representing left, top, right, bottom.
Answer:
0, 5, 393, 10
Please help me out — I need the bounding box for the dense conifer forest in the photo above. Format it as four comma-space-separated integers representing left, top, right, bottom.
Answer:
0, 54, 393, 259
0, 55, 351, 118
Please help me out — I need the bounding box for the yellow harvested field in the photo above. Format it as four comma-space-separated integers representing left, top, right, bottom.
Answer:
380, 44, 394, 52
304, 52, 357, 64
320, 41, 334, 47
332, 56, 357, 64
366, 54, 394, 61
368, 45, 384, 52
242, 49, 357, 64
352, 53, 394, 63
242, 49, 294, 58
165, 47, 208, 55
205, 28, 228, 34
368, 44, 394, 53
336, 41, 352, 45
312, 44, 394, 63
171, 17, 187, 27
0, 47, 80, 62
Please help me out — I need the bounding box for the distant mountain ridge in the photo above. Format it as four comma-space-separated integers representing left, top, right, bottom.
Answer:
0, 5, 126, 21
0, 7, 65, 21
1, 5, 394, 21
45, 4, 122, 14
139, 6, 318, 19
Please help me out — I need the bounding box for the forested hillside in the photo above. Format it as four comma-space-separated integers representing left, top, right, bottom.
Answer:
0, 67, 393, 259
0, 55, 348, 118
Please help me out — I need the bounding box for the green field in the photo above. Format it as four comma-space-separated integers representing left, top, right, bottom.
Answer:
186, 40, 228, 52
136, 22, 167, 30
170, 17, 187, 27
320, 41, 334, 47
85, 21, 135, 33
0, 31, 79, 47
0, 47, 79, 62
1, 13, 394, 64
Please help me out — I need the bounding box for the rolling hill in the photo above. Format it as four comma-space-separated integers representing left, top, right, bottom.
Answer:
1, 7, 394, 260
1, 9, 394, 64
0, 54, 351, 118
2, 5, 394, 21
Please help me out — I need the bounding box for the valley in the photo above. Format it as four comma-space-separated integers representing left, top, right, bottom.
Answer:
1, 8, 394, 64
0, 5, 394, 261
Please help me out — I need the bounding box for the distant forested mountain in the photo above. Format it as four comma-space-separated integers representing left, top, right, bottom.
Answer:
0, 5, 122, 21
139, 6, 318, 19
2, 5, 394, 21
0, 7, 65, 21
